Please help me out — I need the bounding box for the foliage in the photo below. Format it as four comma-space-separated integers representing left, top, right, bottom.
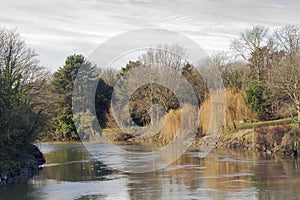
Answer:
73, 109, 97, 140
115, 48, 188, 126
95, 78, 114, 128
0, 28, 47, 160
244, 82, 272, 120
114, 48, 207, 127
128, 83, 180, 126
182, 63, 208, 105
2, 24, 298, 149
50, 54, 91, 140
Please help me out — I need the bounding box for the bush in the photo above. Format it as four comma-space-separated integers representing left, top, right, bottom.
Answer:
254, 124, 292, 151
244, 82, 272, 120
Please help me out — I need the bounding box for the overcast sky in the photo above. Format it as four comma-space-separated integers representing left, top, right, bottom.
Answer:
1, 0, 300, 71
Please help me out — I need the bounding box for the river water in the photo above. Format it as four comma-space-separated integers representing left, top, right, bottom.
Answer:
1, 143, 300, 200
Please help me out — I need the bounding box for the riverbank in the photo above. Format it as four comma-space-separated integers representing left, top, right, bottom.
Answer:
39, 120, 300, 158
0, 144, 45, 186
101, 122, 300, 157
4, 143, 300, 200
215, 124, 300, 157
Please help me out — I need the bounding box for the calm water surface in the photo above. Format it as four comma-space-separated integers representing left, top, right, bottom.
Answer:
1, 143, 300, 200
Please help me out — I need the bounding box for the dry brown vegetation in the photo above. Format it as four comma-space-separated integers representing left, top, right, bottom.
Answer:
157, 109, 181, 144
156, 104, 198, 145
199, 88, 257, 134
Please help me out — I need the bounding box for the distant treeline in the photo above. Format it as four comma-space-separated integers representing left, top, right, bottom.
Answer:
1, 24, 300, 152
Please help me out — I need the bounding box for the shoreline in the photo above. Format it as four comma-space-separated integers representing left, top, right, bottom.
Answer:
0, 145, 45, 186
194, 126, 299, 157
106, 125, 300, 157
37, 124, 300, 158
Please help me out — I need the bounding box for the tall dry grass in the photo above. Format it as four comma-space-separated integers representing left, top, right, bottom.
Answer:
199, 88, 257, 134
158, 104, 197, 145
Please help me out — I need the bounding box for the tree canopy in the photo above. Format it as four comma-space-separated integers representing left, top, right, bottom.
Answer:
50, 54, 86, 140
0, 28, 48, 159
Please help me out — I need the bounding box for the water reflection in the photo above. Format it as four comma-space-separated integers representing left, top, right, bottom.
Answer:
1, 144, 300, 200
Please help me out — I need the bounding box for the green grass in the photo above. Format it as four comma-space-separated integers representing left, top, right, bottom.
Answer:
236, 117, 295, 130
102, 126, 140, 135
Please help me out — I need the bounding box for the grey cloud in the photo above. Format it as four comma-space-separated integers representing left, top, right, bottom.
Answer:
0, 0, 299, 70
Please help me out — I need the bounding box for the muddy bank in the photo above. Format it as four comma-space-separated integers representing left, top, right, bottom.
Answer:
0, 144, 45, 186
215, 126, 300, 157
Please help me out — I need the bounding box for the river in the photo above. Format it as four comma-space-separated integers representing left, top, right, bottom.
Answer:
1, 143, 300, 200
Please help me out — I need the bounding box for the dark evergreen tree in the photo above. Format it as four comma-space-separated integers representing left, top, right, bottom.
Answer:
50, 54, 87, 140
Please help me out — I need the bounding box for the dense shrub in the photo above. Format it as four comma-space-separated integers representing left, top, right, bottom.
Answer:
0, 28, 48, 160
244, 82, 272, 120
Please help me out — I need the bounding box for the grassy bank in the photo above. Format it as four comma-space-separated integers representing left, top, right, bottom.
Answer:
217, 122, 300, 157
235, 118, 295, 130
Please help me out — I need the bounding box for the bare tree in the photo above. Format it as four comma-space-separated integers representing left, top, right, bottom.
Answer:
140, 44, 186, 70
0, 28, 48, 156
271, 25, 300, 126
231, 25, 271, 82
0, 28, 49, 106
275, 25, 300, 55
113, 44, 194, 128
271, 57, 300, 125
